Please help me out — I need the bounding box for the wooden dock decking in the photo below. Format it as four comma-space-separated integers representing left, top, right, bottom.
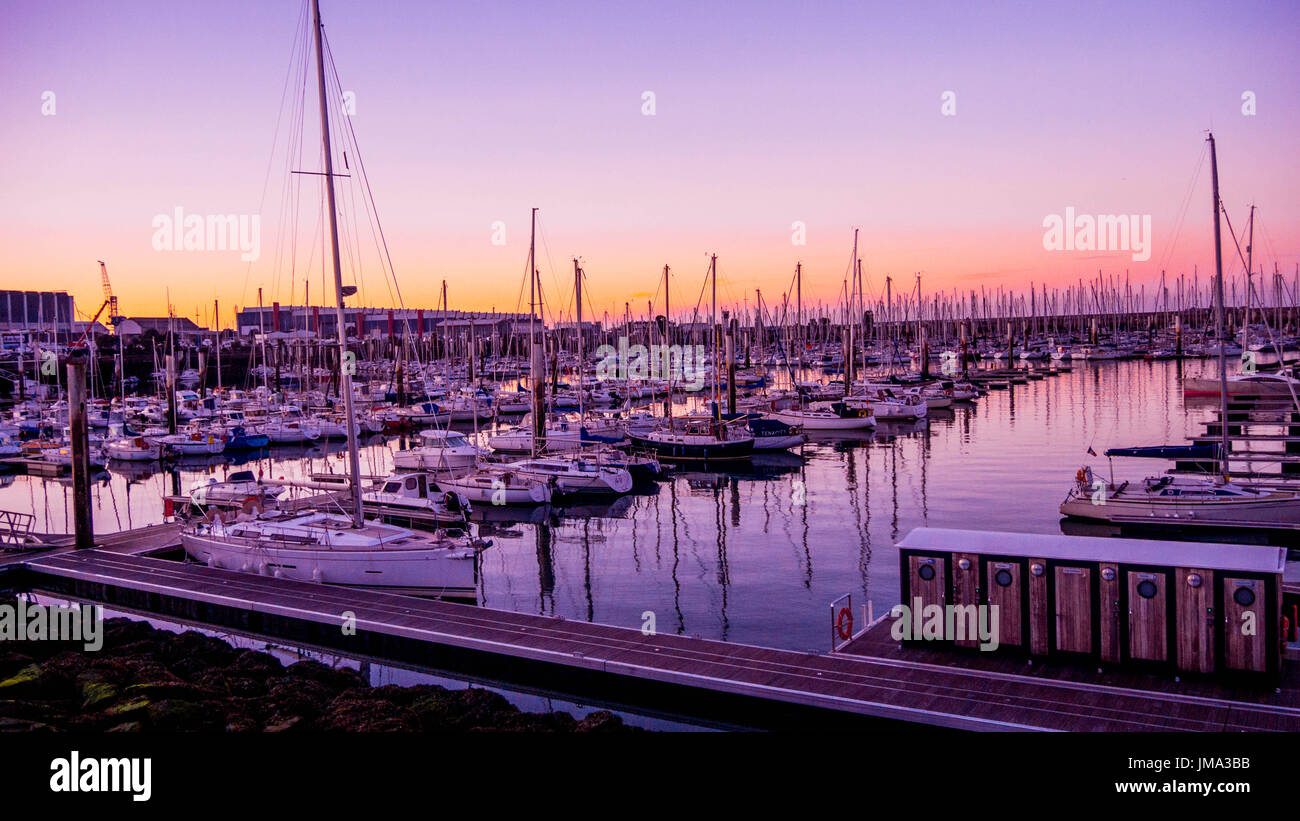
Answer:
0, 522, 182, 565
5, 540, 1300, 731
838, 618, 1300, 731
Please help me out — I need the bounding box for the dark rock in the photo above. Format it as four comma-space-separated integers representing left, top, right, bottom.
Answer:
0, 613, 644, 733
0, 651, 35, 680
146, 699, 222, 731
0, 662, 78, 701
285, 659, 366, 692
265, 677, 333, 721
263, 715, 303, 733
320, 694, 420, 732
224, 715, 259, 733
575, 710, 627, 732
0, 717, 58, 732
228, 650, 284, 682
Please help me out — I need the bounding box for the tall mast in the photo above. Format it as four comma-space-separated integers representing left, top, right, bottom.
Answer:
574, 258, 583, 420
795, 262, 803, 370
663, 264, 672, 426
441, 279, 450, 391
312, 0, 363, 526
1208, 132, 1230, 480
529, 208, 544, 454
710, 254, 718, 415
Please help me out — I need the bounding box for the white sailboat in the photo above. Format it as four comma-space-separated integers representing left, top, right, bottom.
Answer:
1060, 133, 1300, 530
180, 0, 486, 597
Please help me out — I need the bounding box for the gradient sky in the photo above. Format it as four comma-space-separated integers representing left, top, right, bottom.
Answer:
2, 0, 1297, 328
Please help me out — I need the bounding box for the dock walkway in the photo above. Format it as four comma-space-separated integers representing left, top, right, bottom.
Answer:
7, 542, 1300, 731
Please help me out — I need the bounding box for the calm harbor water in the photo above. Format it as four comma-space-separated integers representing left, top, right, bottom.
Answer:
1, 358, 1273, 654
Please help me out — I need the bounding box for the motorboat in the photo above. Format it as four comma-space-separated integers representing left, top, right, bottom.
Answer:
392, 428, 486, 473
105, 435, 162, 462
362, 472, 474, 524
189, 470, 282, 508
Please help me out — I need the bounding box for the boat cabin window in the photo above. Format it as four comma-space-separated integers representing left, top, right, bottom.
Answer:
383, 482, 401, 494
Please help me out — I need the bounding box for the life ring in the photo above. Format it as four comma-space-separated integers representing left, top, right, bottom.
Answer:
835, 607, 853, 640
1075, 468, 1087, 483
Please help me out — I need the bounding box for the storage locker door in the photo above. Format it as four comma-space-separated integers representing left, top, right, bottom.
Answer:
1099, 563, 1122, 663
1127, 571, 1168, 662
1223, 578, 1266, 672
952, 553, 980, 648
908, 555, 946, 613
986, 561, 1022, 647
1175, 568, 1214, 675
1054, 566, 1093, 654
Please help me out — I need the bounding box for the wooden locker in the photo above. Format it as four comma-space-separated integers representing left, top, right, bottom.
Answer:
1054, 566, 1093, 654
908, 555, 946, 612
985, 560, 1023, 647
1029, 559, 1049, 654
1127, 571, 1168, 662
1176, 568, 1214, 674
1099, 563, 1121, 663
952, 553, 980, 647
1223, 577, 1266, 672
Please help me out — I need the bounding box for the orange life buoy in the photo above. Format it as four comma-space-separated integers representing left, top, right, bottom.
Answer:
1076, 468, 1087, 483
836, 607, 853, 640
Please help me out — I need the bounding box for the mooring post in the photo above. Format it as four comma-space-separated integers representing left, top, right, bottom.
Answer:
67, 350, 94, 549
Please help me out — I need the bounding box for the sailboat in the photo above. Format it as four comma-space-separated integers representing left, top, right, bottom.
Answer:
181, 0, 485, 597
1060, 133, 1300, 529
627, 258, 756, 460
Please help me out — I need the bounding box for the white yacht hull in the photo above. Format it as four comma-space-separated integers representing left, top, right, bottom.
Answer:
181, 533, 479, 594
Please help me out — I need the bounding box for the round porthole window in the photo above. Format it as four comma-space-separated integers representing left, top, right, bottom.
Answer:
1234, 587, 1256, 607
918, 564, 936, 581
995, 569, 1013, 587
1137, 580, 1158, 599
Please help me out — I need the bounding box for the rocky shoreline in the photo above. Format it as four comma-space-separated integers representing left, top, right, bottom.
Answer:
0, 601, 638, 732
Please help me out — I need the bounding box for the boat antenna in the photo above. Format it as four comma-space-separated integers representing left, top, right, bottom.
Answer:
313, 0, 364, 526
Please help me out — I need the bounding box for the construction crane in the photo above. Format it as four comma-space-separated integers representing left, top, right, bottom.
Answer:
72, 261, 121, 348
99, 260, 120, 332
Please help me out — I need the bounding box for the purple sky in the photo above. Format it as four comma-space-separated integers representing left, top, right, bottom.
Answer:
3, 0, 1297, 325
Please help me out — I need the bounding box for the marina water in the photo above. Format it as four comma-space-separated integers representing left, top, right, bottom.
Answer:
2, 357, 1285, 652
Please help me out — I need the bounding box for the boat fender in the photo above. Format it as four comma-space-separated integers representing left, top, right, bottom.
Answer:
312, 567, 323, 583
